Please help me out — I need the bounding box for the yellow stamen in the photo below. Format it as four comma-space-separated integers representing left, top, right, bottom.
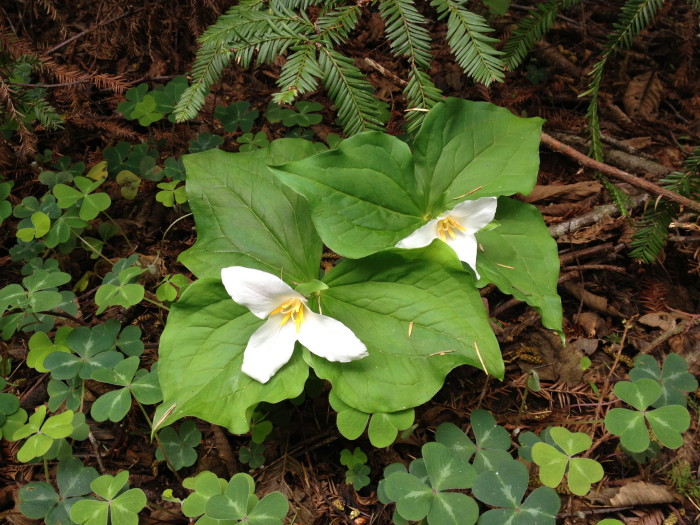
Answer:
270, 298, 306, 332
436, 216, 466, 241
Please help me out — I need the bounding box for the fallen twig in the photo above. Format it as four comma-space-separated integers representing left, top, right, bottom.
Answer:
541, 132, 700, 213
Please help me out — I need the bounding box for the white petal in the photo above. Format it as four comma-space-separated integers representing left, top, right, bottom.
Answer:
445, 233, 481, 279
241, 319, 299, 383
221, 266, 303, 319
298, 310, 368, 363
396, 219, 439, 249
450, 197, 498, 234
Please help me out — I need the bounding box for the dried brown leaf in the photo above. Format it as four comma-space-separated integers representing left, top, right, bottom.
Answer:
624, 71, 664, 120
523, 182, 603, 203
610, 481, 678, 507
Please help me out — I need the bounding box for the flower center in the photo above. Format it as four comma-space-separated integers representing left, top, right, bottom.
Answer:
436, 216, 466, 241
270, 298, 305, 332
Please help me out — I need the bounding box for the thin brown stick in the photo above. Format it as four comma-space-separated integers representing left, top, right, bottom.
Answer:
43, 7, 148, 55
540, 132, 700, 213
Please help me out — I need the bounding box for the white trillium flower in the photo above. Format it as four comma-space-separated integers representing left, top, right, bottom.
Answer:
396, 196, 498, 279
221, 266, 368, 384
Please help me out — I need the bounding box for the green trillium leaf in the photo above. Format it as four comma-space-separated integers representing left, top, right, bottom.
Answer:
413, 99, 543, 213
272, 99, 544, 260
154, 278, 308, 434
309, 243, 502, 414
178, 140, 324, 283
476, 197, 562, 333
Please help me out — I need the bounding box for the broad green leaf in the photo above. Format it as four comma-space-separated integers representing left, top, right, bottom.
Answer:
413, 99, 543, 214
271, 132, 424, 258
383, 472, 433, 521
155, 278, 308, 434
613, 379, 661, 411
330, 391, 370, 440
0, 392, 20, 416
428, 491, 478, 525
310, 244, 502, 414
646, 404, 690, 449
423, 442, 476, 490
476, 198, 562, 332
604, 408, 648, 452
178, 140, 324, 283
367, 409, 415, 448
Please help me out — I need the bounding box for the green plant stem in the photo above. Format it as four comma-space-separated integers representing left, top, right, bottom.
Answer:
143, 295, 169, 311
73, 230, 113, 264
160, 212, 192, 242
101, 210, 134, 252
43, 456, 50, 482
134, 399, 183, 483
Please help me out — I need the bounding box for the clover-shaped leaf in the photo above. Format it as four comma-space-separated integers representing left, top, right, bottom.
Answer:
205, 473, 288, 524
629, 354, 698, 407
19, 457, 99, 525
14, 407, 77, 462
47, 377, 82, 412
44, 325, 123, 381
340, 447, 367, 469
330, 391, 414, 447
155, 420, 201, 471
95, 261, 145, 314
0, 180, 13, 223
151, 76, 189, 122
27, 327, 72, 372
531, 427, 603, 495
238, 131, 270, 151
473, 458, 560, 525
435, 422, 477, 461
341, 448, 371, 490
383, 442, 478, 525
240, 441, 266, 469
215, 101, 260, 132
470, 409, 512, 472
279, 101, 322, 127
118, 84, 164, 126
346, 464, 371, 491
156, 181, 187, 207
182, 471, 228, 519
188, 132, 224, 153
605, 378, 691, 452
70, 471, 146, 525
91, 357, 162, 422
53, 176, 111, 221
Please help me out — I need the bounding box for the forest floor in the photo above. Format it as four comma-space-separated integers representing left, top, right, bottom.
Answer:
0, 1, 699, 524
